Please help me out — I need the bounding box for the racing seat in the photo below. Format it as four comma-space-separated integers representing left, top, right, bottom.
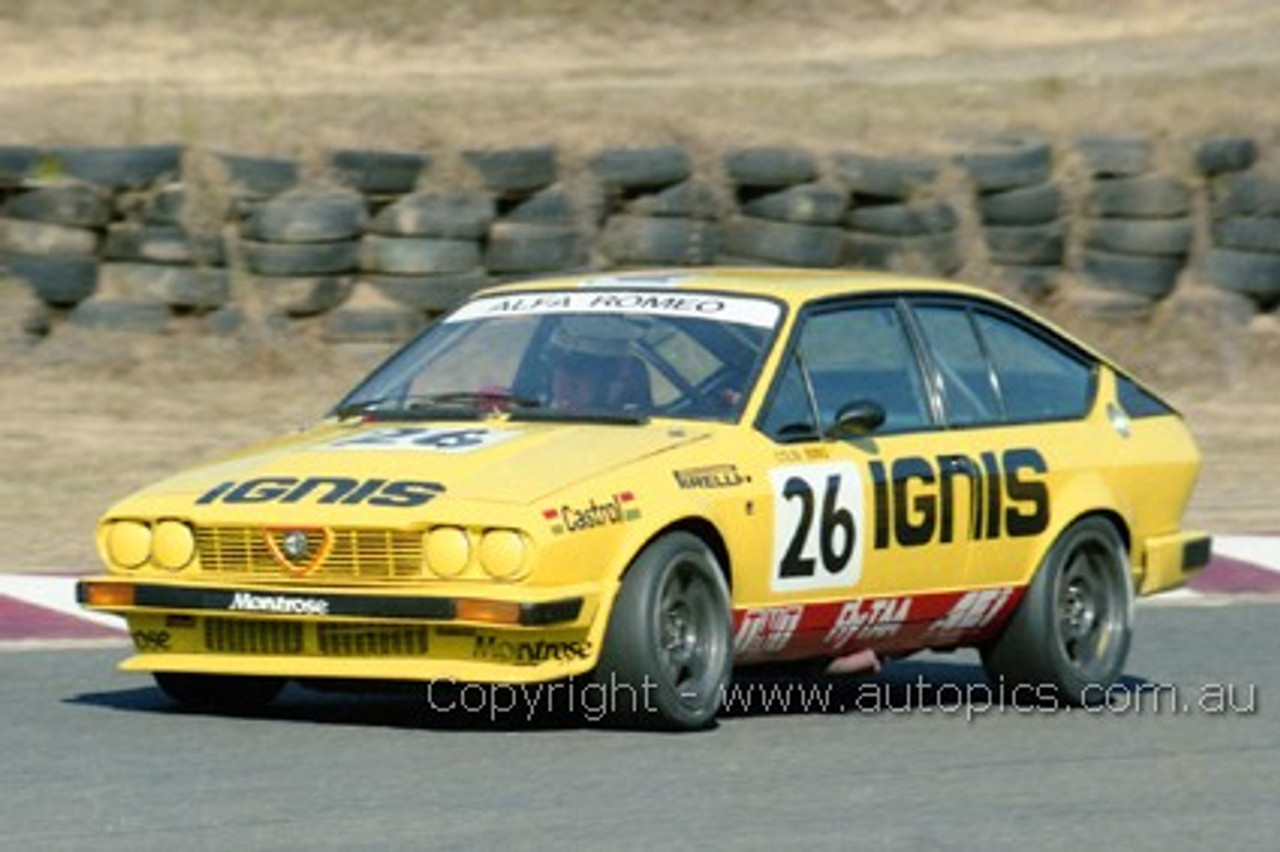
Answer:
607, 355, 652, 410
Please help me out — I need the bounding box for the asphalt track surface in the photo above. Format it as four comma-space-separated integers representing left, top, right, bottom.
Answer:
1, 596, 1277, 852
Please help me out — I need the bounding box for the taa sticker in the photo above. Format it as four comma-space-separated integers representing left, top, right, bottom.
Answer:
770, 463, 865, 593
929, 588, 1013, 634
735, 606, 803, 655
824, 597, 910, 650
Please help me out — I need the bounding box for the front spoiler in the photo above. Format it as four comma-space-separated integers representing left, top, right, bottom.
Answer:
76, 578, 585, 627
76, 576, 604, 684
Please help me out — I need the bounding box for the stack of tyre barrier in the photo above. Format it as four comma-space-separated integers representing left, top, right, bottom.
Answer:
237, 185, 383, 343
1073, 135, 1193, 317
332, 147, 473, 344
0, 147, 49, 337
215, 151, 300, 216
466, 146, 582, 279
1200, 137, 1280, 310
12, 137, 1280, 348
93, 181, 231, 335
835, 150, 961, 278
594, 146, 723, 266
2, 178, 105, 315
721, 147, 844, 268
957, 136, 1063, 297
349, 187, 493, 342
326, 147, 429, 208
1, 145, 190, 335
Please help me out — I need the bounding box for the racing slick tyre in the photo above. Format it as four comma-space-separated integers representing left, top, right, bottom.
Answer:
595, 532, 732, 731
154, 673, 286, 712
980, 517, 1133, 707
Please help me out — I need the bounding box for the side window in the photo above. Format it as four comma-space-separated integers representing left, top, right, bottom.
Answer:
1116, 374, 1174, 418
761, 303, 932, 438
758, 355, 815, 438
975, 312, 1094, 422
913, 306, 1003, 426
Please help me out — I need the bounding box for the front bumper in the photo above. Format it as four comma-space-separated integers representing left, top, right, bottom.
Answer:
1137, 531, 1212, 595
77, 577, 604, 684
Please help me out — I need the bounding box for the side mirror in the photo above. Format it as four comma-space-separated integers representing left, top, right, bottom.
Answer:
826, 399, 886, 439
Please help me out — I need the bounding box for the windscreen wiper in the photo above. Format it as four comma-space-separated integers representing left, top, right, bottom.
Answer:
509, 408, 648, 425
335, 391, 541, 421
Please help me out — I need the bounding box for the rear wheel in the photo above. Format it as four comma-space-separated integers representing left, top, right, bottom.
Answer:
595, 532, 732, 731
981, 517, 1133, 706
154, 672, 285, 712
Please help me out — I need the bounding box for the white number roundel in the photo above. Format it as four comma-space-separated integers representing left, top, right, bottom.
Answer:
769, 463, 865, 592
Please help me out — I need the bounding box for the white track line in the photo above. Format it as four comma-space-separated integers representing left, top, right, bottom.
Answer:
0, 575, 124, 630
1211, 535, 1280, 570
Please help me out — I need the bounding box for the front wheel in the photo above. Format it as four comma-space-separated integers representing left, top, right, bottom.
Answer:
154, 672, 286, 712
981, 517, 1133, 706
595, 532, 732, 731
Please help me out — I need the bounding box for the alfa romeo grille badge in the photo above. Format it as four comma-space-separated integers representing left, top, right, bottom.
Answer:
263, 526, 334, 577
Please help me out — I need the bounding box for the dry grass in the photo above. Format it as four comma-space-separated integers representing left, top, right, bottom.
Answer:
3, 0, 1279, 155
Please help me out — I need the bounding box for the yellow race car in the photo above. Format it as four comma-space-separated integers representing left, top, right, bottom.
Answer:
78, 268, 1209, 729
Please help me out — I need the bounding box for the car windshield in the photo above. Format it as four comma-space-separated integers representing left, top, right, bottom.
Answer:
334, 288, 783, 423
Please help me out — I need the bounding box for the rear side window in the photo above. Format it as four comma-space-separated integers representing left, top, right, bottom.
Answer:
913, 306, 1003, 426
974, 312, 1094, 422
1116, 375, 1174, 418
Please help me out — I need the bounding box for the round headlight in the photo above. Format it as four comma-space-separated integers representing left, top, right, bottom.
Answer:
152, 520, 196, 571
479, 529, 528, 580
106, 521, 152, 570
425, 527, 470, 578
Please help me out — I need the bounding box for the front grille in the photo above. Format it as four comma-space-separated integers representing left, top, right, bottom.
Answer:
195, 526, 424, 582
206, 619, 304, 654
317, 624, 430, 657
201, 619, 429, 657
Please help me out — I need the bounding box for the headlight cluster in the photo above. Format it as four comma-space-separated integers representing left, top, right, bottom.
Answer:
423, 526, 529, 581
102, 519, 196, 572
